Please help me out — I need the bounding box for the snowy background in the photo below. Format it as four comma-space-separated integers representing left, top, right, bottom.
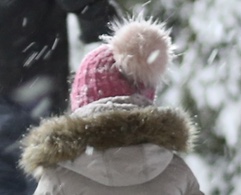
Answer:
67, 0, 241, 194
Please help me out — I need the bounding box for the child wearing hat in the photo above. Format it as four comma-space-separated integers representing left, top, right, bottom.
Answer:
20, 15, 204, 195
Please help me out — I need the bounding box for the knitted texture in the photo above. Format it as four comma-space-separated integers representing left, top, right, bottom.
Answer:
71, 45, 154, 111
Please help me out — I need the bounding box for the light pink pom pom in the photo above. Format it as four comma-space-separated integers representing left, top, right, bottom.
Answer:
102, 15, 174, 87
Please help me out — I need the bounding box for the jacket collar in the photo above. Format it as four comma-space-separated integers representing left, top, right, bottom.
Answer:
20, 95, 197, 176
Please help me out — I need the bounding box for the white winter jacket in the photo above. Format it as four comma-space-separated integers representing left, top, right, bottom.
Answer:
20, 95, 204, 195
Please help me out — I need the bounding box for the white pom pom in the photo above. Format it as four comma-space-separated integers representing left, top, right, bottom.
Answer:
101, 14, 174, 87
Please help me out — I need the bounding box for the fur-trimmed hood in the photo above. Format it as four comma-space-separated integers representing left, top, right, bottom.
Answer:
20, 96, 197, 176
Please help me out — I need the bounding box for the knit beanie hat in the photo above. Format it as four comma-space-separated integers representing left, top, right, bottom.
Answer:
71, 16, 173, 111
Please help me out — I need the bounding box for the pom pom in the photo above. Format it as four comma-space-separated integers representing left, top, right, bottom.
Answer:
101, 14, 174, 87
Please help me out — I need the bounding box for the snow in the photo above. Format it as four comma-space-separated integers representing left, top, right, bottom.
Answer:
147, 50, 160, 64
36, 46, 48, 60
67, 0, 241, 193
23, 52, 38, 67
51, 37, 59, 50
81, 6, 89, 14
22, 17, 28, 27
22, 42, 36, 52
85, 146, 94, 156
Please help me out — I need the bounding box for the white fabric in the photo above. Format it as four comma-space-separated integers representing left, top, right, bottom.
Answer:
71, 94, 152, 118
59, 144, 173, 187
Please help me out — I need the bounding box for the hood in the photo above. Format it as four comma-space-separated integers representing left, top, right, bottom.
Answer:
59, 144, 173, 187
20, 95, 198, 177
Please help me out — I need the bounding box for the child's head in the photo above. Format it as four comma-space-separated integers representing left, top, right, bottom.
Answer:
70, 15, 173, 111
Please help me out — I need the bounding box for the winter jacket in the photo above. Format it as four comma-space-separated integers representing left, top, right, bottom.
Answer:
20, 95, 204, 195
0, 1, 123, 194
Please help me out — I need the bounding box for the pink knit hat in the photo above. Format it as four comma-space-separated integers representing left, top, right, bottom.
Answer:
71, 16, 173, 111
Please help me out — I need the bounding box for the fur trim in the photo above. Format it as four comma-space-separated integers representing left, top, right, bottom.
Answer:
101, 14, 174, 87
20, 107, 197, 175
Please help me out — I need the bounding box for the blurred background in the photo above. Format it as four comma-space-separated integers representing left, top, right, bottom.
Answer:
68, 0, 241, 194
